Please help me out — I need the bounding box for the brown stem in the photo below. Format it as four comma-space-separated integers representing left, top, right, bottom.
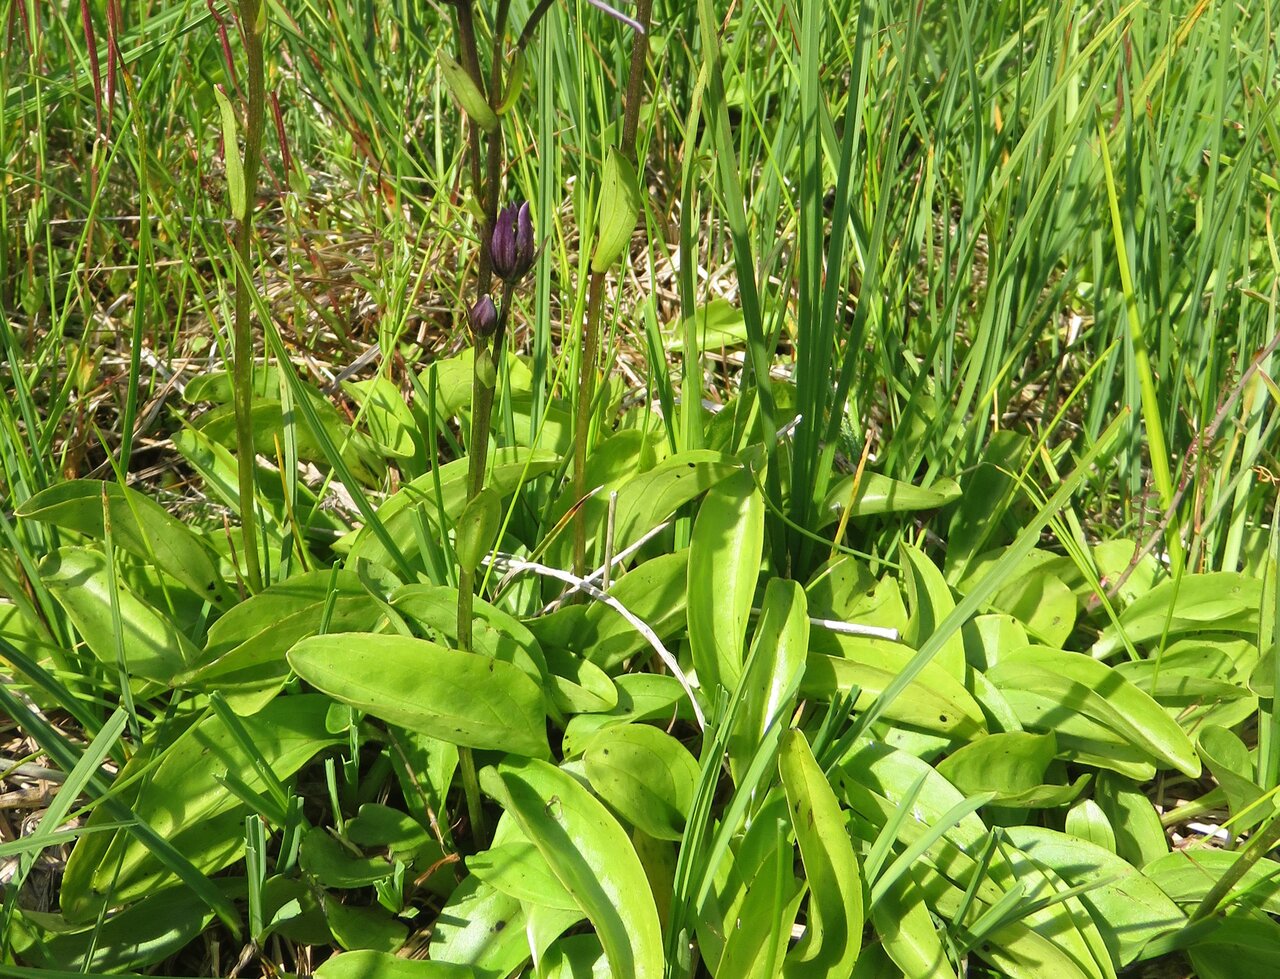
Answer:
232, 0, 267, 592
619, 0, 654, 160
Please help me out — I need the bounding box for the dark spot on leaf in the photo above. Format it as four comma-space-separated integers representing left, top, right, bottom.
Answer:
939, 714, 948, 723
207, 582, 217, 591
492, 920, 506, 932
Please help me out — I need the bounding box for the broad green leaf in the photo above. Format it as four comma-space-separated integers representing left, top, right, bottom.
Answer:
900, 544, 965, 678
490, 757, 664, 979
1144, 849, 1280, 915
962, 613, 1030, 671
833, 739, 1109, 978
61, 695, 342, 919
578, 551, 688, 671
300, 827, 393, 889
697, 790, 792, 972
871, 868, 958, 979
779, 729, 864, 977
1116, 637, 1259, 733
40, 546, 200, 681
935, 732, 1062, 805
999, 848, 1117, 979
1093, 572, 1262, 658
1064, 799, 1116, 852
1007, 827, 1185, 968
467, 840, 579, 911
609, 451, 737, 558
819, 473, 961, 525
544, 646, 619, 715
1093, 774, 1168, 867
316, 950, 479, 979
990, 683, 1157, 780
343, 449, 559, 568
345, 804, 433, 862
688, 468, 763, 694
583, 724, 700, 841
539, 934, 610, 978
729, 578, 808, 782
1197, 725, 1269, 829
987, 646, 1200, 776
430, 875, 578, 975
23, 883, 219, 972
202, 570, 362, 656
666, 299, 749, 352
715, 823, 804, 979
1188, 916, 1280, 979
323, 900, 408, 953
344, 376, 424, 462
288, 634, 549, 757
259, 875, 330, 944
561, 674, 694, 758
196, 398, 384, 487
542, 429, 662, 569
17, 480, 233, 608
993, 569, 1076, 648
181, 573, 385, 709
391, 583, 548, 683
804, 556, 875, 620
804, 634, 987, 738
592, 147, 643, 272
943, 430, 1027, 583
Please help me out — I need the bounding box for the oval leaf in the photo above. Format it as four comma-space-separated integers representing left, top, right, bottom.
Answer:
288, 634, 549, 758
988, 646, 1200, 777
688, 467, 764, 695
18, 479, 232, 608
584, 724, 699, 841
779, 728, 864, 977
490, 756, 663, 979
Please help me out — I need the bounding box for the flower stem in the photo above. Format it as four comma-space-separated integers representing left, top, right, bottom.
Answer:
232, 0, 266, 593
573, 272, 607, 577
455, 283, 513, 848
571, 0, 655, 579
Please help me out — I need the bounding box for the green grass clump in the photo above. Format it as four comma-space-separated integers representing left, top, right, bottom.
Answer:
1, 1, 1278, 977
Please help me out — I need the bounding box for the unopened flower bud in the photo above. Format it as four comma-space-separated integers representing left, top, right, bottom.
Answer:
491, 201, 535, 283
469, 294, 498, 337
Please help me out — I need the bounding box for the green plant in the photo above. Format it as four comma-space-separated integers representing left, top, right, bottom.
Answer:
2, 0, 1280, 976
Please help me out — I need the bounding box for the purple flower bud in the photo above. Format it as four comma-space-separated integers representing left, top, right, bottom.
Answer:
469, 294, 498, 337
491, 201, 535, 283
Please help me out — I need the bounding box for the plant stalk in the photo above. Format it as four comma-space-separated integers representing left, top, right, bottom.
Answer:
570, 0, 655, 578
232, 0, 267, 593
572, 272, 607, 577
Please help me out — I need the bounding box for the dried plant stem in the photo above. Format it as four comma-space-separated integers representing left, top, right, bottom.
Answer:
232, 0, 266, 593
